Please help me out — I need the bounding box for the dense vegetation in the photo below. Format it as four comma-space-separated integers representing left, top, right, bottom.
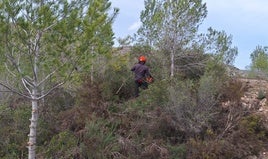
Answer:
0, 48, 268, 158
0, 0, 268, 158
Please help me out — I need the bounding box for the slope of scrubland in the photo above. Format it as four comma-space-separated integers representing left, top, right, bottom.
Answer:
1, 70, 268, 158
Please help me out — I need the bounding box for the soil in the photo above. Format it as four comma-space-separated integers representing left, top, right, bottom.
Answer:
239, 78, 268, 159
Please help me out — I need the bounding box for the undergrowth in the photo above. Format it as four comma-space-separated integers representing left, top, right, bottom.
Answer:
1, 74, 268, 158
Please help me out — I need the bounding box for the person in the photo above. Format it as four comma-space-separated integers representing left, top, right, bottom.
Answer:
131, 55, 153, 97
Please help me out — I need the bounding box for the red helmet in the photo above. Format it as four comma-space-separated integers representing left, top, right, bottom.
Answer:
139, 55, 147, 62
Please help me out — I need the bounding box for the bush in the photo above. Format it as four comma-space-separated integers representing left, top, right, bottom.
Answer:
257, 89, 266, 100
138, 79, 170, 109
44, 131, 79, 158
221, 78, 247, 102
79, 116, 119, 159
164, 76, 221, 138
186, 114, 268, 159
0, 103, 29, 158
186, 139, 235, 159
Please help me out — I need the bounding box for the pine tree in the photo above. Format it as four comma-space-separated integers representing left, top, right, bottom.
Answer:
0, 0, 118, 158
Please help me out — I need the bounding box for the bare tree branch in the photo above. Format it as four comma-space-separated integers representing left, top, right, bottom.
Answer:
22, 78, 33, 94
37, 82, 64, 100
0, 81, 31, 99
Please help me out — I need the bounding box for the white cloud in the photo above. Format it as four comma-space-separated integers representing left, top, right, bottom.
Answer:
128, 21, 141, 31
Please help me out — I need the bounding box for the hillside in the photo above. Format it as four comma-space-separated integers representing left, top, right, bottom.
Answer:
235, 78, 268, 159
1, 67, 268, 158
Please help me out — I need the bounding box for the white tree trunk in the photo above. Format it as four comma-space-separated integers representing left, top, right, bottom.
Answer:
28, 87, 38, 159
29, 44, 39, 159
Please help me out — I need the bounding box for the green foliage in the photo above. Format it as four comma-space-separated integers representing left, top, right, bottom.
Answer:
138, 79, 169, 109
0, 1, 267, 158
165, 77, 218, 136
257, 89, 266, 100
0, 0, 118, 97
138, 0, 208, 77
42, 88, 75, 113
205, 58, 227, 79
138, 0, 163, 46
176, 52, 208, 79
204, 27, 238, 66
1, 73, 268, 158
0, 103, 30, 158
102, 53, 134, 101
45, 131, 78, 158
186, 114, 268, 158
0, 0, 118, 158
80, 117, 118, 158
186, 139, 235, 159
247, 69, 268, 80
250, 45, 268, 74
138, 0, 207, 48
228, 114, 268, 157
168, 144, 186, 159
240, 115, 267, 139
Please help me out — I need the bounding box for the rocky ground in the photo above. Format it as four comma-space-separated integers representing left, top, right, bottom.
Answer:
239, 78, 268, 159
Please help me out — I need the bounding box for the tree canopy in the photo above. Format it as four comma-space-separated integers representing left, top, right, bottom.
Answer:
0, 0, 118, 158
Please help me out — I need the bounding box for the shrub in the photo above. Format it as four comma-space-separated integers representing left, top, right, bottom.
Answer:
103, 63, 134, 101
221, 78, 247, 102
45, 131, 79, 158
257, 89, 266, 100
186, 114, 268, 159
0, 104, 29, 158
165, 76, 221, 138
186, 139, 235, 159
138, 79, 170, 109
79, 117, 119, 158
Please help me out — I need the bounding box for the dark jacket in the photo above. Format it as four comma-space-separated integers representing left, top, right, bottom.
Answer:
131, 62, 151, 81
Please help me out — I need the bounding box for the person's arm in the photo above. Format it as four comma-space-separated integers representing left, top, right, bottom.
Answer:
145, 67, 154, 83
145, 67, 152, 77
131, 64, 136, 71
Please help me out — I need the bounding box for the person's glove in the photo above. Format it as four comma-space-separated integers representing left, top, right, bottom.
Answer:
146, 76, 154, 83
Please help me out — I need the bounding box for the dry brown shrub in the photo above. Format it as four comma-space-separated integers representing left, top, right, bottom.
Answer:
78, 78, 109, 118
221, 78, 247, 102
141, 143, 169, 159
186, 138, 235, 159
118, 136, 141, 158
56, 106, 89, 132
55, 77, 110, 133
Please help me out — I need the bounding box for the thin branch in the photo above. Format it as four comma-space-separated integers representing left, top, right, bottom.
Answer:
5, 46, 24, 75
23, 78, 34, 88
37, 62, 77, 100
0, 81, 31, 99
4, 63, 16, 77
37, 82, 64, 100
36, 68, 58, 87
22, 78, 32, 95
43, 22, 57, 32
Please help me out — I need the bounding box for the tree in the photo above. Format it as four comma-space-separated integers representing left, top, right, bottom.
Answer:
137, 0, 163, 47
250, 45, 268, 72
117, 35, 133, 47
0, 0, 118, 158
138, 0, 207, 77
203, 27, 238, 66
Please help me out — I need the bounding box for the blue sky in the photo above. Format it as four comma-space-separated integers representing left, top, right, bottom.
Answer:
110, 0, 268, 70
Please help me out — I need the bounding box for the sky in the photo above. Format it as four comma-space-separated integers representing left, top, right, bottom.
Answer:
110, 0, 268, 70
